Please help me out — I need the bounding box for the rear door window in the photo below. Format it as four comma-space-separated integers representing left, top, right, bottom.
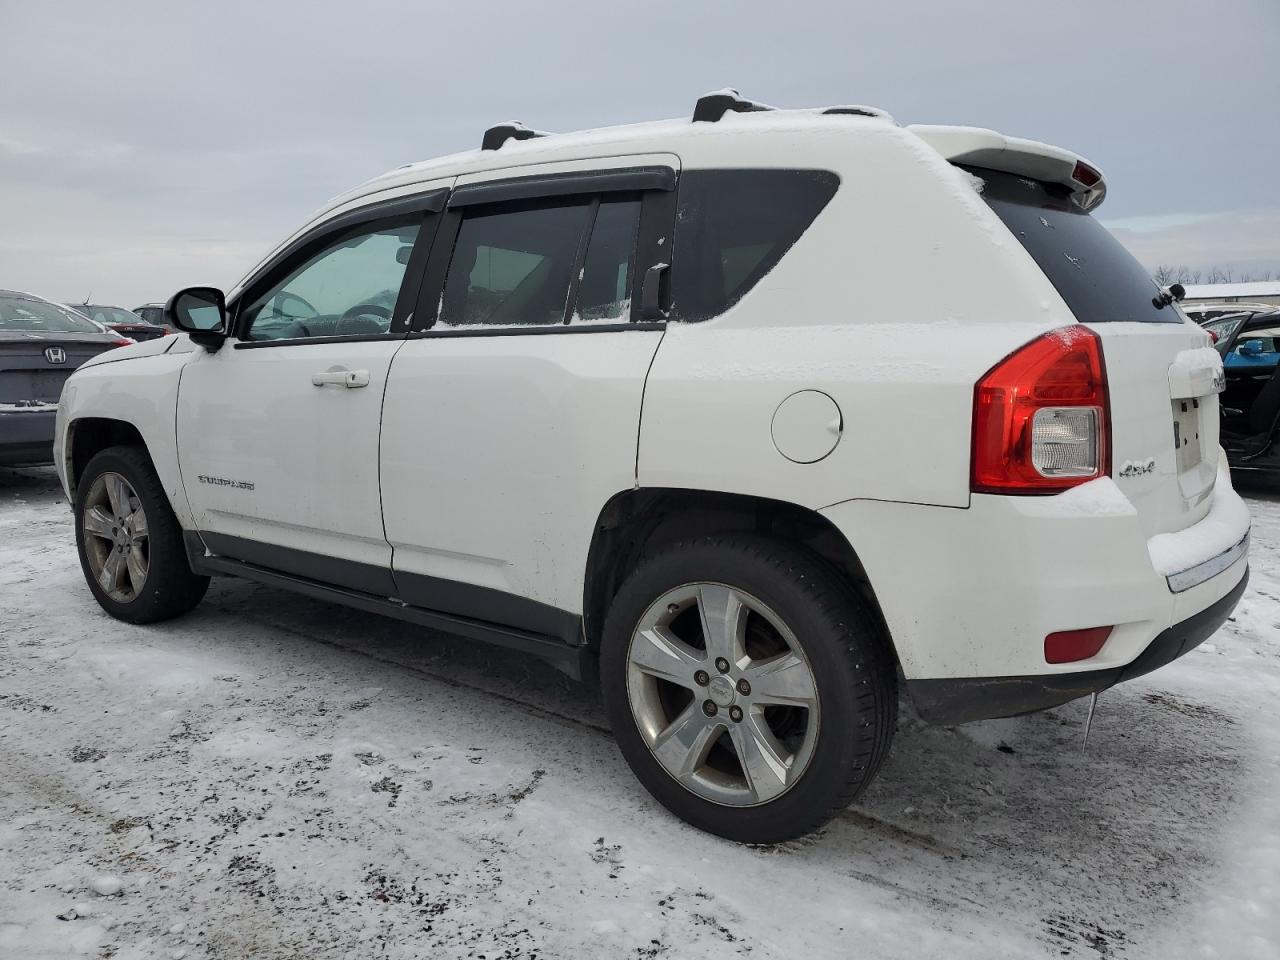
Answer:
440, 201, 591, 327
437, 195, 644, 328
575, 198, 642, 322
966, 165, 1178, 324
670, 169, 839, 322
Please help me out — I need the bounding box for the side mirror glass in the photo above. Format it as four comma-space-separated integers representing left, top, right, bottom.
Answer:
166, 287, 228, 350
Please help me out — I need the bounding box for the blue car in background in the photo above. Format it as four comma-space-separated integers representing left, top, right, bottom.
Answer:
1223, 336, 1280, 371
1204, 308, 1280, 477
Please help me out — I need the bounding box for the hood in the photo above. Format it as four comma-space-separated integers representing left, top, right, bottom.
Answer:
76, 332, 182, 370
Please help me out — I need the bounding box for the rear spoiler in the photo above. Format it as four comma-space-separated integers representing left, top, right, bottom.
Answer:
908, 124, 1107, 211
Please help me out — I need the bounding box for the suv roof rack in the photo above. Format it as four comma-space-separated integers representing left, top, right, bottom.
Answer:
692, 89, 775, 123
693, 89, 894, 125
822, 105, 894, 120
481, 121, 550, 151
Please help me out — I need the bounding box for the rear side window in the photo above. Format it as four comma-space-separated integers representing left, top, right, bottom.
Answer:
966, 166, 1177, 324
671, 169, 839, 322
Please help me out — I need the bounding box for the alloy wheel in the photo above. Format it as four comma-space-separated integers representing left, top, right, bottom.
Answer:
82, 471, 150, 603
625, 582, 821, 807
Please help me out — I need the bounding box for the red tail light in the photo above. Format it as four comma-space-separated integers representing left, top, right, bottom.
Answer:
1045, 626, 1112, 664
971, 325, 1110, 494
111, 338, 134, 347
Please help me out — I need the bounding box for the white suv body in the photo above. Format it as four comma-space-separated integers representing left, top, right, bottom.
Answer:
55, 94, 1250, 841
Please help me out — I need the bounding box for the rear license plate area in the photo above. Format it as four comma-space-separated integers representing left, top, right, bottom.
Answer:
1172, 398, 1205, 474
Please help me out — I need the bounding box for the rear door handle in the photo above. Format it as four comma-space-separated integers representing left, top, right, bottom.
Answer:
311, 368, 370, 388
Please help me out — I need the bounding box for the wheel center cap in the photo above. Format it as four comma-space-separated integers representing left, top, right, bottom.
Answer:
708, 676, 735, 708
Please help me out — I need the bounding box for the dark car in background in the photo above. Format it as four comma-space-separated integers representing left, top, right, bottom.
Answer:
132, 303, 170, 329
68, 303, 171, 342
1204, 307, 1280, 477
1, 290, 132, 466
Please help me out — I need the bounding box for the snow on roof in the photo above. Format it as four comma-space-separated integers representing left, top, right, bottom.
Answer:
1182, 281, 1280, 301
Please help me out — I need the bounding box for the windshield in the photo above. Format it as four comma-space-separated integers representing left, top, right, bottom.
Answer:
0, 296, 103, 333
73, 304, 145, 326
965, 165, 1179, 324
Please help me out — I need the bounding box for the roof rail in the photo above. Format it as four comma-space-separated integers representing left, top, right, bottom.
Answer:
823, 105, 894, 121
692, 89, 775, 123
481, 121, 550, 151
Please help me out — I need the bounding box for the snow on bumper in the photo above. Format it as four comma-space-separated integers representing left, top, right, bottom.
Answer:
819, 452, 1249, 682
1148, 458, 1250, 592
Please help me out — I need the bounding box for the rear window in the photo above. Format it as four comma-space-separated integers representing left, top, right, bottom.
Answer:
75, 305, 143, 326
672, 169, 839, 322
965, 166, 1178, 324
0, 296, 102, 333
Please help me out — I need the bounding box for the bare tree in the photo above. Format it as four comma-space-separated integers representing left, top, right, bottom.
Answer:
1153, 265, 1197, 285
1153, 265, 1280, 286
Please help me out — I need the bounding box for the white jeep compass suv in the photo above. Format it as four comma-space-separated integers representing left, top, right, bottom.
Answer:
55, 91, 1250, 843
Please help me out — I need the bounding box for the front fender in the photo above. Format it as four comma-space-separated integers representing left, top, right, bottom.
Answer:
58, 352, 196, 527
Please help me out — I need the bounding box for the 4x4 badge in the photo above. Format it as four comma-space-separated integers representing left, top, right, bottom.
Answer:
1118, 458, 1155, 478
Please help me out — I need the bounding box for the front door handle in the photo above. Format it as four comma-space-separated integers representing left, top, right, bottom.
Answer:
312, 367, 370, 389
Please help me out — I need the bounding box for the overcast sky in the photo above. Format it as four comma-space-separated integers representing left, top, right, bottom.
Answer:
2, 0, 1277, 307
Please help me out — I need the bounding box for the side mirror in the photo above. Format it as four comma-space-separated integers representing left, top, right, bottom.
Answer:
1238, 339, 1264, 357
166, 287, 228, 351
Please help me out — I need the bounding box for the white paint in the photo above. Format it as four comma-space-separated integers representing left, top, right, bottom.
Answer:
175, 339, 405, 566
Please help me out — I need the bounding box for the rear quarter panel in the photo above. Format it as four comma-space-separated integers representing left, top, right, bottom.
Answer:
639, 124, 1078, 510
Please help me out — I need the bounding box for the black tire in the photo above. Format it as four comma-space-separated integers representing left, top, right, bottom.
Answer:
75, 445, 209, 623
600, 535, 896, 844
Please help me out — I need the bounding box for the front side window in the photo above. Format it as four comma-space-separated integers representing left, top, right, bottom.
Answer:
241, 222, 420, 341
0, 295, 102, 333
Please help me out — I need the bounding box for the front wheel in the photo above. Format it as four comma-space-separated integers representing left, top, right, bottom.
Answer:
600, 535, 896, 844
75, 445, 209, 623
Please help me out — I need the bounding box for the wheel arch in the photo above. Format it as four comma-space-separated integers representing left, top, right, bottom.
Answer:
582, 487, 898, 664
67, 417, 147, 493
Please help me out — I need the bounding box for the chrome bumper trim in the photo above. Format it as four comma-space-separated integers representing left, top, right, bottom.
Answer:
1166, 530, 1250, 594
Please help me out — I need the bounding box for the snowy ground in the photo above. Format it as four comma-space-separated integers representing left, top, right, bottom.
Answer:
1, 466, 1277, 960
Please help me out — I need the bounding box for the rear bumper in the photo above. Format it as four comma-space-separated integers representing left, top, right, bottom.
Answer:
0, 407, 56, 465
905, 564, 1248, 724
819, 450, 1251, 717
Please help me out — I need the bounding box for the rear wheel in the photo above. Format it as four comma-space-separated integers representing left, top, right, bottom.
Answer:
600, 535, 896, 843
75, 446, 209, 623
